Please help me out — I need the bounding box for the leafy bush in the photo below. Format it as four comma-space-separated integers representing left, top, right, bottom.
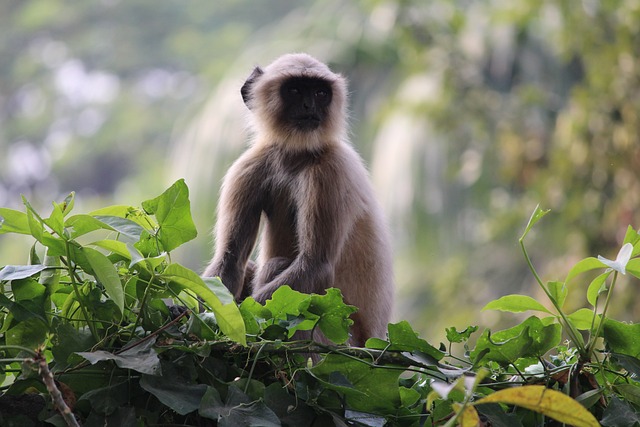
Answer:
0, 182, 638, 426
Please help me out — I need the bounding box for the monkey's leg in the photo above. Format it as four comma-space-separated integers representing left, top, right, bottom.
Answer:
238, 260, 257, 300
255, 257, 292, 285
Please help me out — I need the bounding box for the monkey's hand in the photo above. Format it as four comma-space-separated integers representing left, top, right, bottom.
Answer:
251, 284, 280, 304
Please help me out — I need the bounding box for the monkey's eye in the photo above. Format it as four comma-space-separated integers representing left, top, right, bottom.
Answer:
316, 90, 328, 98
288, 88, 300, 95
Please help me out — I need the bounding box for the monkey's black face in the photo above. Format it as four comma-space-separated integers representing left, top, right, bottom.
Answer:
279, 77, 332, 132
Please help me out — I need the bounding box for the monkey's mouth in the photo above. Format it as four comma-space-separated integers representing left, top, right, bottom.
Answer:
292, 115, 321, 130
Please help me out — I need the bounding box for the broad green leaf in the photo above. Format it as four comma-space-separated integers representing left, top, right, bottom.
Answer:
367, 321, 444, 361
39, 251, 60, 291
565, 257, 606, 283
51, 322, 95, 367
77, 338, 161, 375
140, 374, 208, 415
140, 179, 197, 252
625, 259, 640, 280
0, 208, 30, 234
90, 239, 131, 259
520, 205, 550, 241
311, 353, 402, 413
446, 325, 479, 343
93, 215, 145, 239
162, 263, 246, 345
5, 317, 48, 350
567, 308, 598, 331
65, 214, 112, 239
83, 247, 124, 315
587, 272, 610, 306
79, 381, 129, 415
614, 384, 640, 407
475, 386, 599, 427
601, 397, 640, 427
0, 265, 47, 281
44, 201, 65, 236
610, 353, 640, 377
482, 295, 551, 314
125, 243, 165, 272
307, 288, 357, 344
202, 276, 235, 305
602, 318, 640, 357
0, 293, 47, 324
574, 388, 604, 410
470, 316, 561, 366
546, 281, 567, 308
200, 386, 282, 426
622, 225, 640, 257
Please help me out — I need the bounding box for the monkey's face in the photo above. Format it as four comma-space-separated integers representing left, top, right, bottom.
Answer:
278, 77, 333, 132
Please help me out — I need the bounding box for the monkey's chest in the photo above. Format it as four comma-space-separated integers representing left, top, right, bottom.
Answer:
260, 187, 299, 257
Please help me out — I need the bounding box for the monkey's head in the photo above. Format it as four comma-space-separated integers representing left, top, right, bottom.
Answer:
241, 53, 348, 149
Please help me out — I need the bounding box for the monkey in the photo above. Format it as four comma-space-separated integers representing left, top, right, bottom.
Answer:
203, 53, 393, 346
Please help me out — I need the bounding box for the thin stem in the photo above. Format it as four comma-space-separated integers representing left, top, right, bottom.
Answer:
65, 241, 99, 341
519, 238, 585, 355
587, 271, 617, 355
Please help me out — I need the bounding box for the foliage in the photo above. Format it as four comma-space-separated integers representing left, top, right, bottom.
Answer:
0, 184, 638, 426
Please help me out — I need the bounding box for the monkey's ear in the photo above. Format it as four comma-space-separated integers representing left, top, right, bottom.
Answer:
241, 66, 264, 109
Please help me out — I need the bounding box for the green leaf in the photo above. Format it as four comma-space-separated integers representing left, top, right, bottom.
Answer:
613, 384, 640, 407
93, 215, 144, 239
366, 321, 444, 361
64, 214, 111, 239
446, 326, 479, 343
520, 205, 550, 241
470, 316, 561, 366
307, 288, 357, 344
610, 353, 640, 377
0, 292, 47, 324
83, 247, 124, 315
202, 276, 235, 305
566, 308, 598, 331
547, 281, 567, 308
51, 322, 96, 367
310, 353, 402, 413
0, 208, 30, 234
79, 381, 129, 416
602, 318, 640, 358
586, 271, 611, 307
140, 179, 197, 252
625, 259, 640, 280
565, 257, 606, 283
601, 396, 640, 427
44, 201, 65, 236
89, 239, 131, 259
5, 317, 48, 350
162, 263, 246, 345
0, 265, 48, 281
77, 338, 161, 375
482, 295, 552, 314
140, 374, 208, 416
475, 385, 599, 427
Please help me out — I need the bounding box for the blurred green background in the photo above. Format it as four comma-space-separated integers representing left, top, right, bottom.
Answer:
1, 0, 639, 343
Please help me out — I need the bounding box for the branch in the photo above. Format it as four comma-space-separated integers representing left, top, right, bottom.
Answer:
30, 350, 80, 427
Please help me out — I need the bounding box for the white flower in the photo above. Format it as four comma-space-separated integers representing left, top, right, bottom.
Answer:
598, 243, 633, 275
430, 380, 457, 399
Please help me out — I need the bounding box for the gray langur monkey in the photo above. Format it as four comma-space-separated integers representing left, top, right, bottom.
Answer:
204, 53, 393, 346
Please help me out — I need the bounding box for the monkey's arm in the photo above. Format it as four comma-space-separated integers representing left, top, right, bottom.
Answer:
204, 158, 264, 299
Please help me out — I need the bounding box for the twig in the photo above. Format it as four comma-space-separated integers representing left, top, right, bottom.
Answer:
30, 350, 80, 427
